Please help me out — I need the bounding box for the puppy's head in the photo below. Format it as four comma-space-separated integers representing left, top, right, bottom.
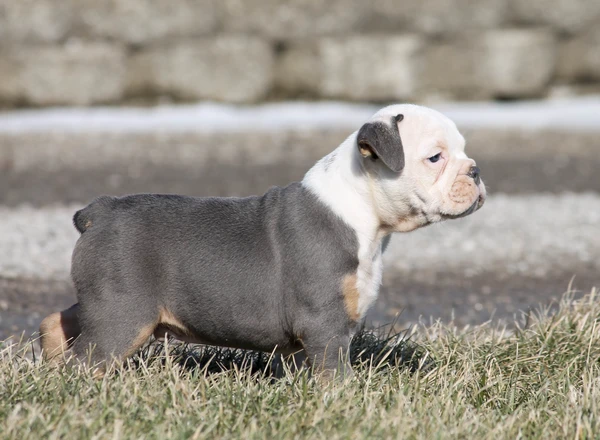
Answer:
356, 104, 486, 232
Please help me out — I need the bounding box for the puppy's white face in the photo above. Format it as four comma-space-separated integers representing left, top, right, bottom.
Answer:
359, 104, 486, 232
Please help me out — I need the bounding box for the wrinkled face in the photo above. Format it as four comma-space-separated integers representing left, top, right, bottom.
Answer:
358, 104, 486, 232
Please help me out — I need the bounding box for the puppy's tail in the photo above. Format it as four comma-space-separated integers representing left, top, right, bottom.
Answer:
73, 196, 113, 234
73, 209, 91, 233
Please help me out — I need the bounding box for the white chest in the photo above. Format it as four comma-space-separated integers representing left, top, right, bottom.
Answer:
355, 247, 384, 320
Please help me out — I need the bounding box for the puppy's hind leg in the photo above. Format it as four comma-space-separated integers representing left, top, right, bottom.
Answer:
71, 297, 158, 373
39, 303, 81, 363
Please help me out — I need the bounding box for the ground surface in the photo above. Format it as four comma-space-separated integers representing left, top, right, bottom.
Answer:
0, 98, 599, 340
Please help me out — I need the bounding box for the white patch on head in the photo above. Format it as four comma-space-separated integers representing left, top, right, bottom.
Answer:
368, 104, 485, 225
302, 104, 486, 320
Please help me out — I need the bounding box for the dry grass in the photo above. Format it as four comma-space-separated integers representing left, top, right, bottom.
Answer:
2, 290, 600, 439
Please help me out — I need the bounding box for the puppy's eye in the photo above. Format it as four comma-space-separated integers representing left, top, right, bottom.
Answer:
428, 153, 442, 163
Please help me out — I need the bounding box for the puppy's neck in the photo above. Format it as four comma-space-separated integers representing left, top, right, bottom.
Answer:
303, 134, 388, 319
302, 134, 387, 254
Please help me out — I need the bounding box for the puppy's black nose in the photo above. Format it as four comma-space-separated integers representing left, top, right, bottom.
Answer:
468, 166, 481, 184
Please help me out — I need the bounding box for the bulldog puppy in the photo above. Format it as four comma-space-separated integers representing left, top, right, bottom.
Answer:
39, 104, 486, 378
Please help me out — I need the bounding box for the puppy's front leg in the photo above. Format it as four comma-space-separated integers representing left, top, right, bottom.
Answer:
302, 330, 354, 381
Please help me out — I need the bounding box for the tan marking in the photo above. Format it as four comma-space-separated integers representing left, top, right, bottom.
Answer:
158, 307, 192, 334
84, 220, 92, 229
39, 303, 81, 363
154, 307, 203, 344
123, 323, 156, 358
342, 274, 360, 322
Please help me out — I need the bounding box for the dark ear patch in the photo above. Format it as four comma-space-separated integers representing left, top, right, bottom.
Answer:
356, 115, 405, 172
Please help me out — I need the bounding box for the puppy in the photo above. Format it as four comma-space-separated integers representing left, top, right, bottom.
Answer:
39, 104, 486, 377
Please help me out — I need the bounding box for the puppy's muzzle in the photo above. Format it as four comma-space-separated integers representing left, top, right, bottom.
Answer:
444, 165, 485, 220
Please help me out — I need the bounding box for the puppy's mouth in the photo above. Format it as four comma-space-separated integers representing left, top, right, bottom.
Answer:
442, 194, 483, 220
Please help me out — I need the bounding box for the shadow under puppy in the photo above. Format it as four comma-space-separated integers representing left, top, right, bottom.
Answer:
39, 104, 486, 378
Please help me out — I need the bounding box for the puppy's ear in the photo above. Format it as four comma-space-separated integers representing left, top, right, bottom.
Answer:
356, 114, 405, 173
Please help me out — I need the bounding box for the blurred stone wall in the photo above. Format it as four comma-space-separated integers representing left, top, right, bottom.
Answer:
0, 0, 599, 107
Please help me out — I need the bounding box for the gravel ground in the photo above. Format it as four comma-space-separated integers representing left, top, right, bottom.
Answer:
384, 193, 600, 279
1, 194, 598, 281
